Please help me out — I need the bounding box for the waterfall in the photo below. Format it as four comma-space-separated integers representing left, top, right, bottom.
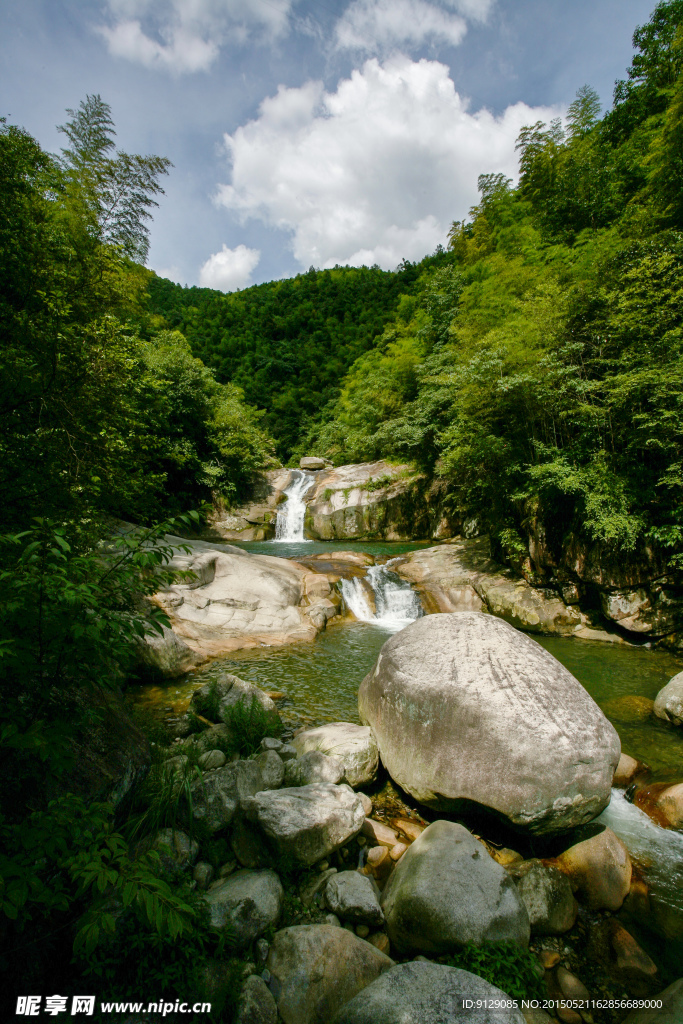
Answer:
275, 470, 315, 542
340, 565, 423, 632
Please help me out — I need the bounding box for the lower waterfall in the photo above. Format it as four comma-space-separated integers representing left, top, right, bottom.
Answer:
340, 564, 423, 632
275, 470, 315, 542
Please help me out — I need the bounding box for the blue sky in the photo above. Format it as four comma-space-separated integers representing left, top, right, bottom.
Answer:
2, 0, 657, 289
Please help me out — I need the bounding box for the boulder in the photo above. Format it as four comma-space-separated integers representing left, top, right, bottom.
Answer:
267, 924, 394, 1024
638, 782, 683, 829
235, 975, 278, 1024
137, 623, 204, 678
190, 723, 233, 754
284, 750, 345, 787
189, 759, 264, 833
325, 871, 384, 926
255, 749, 285, 790
609, 921, 658, 996
654, 672, 683, 727
623, 979, 683, 1022
198, 749, 226, 771
553, 825, 632, 911
244, 783, 365, 866
203, 869, 283, 946
395, 539, 581, 634
508, 860, 577, 935
300, 457, 327, 470
191, 673, 280, 727
358, 613, 620, 834
292, 724, 378, 788
144, 829, 198, 879
380, 821, 530, 955
331, 961, 526, 1024
154, 538, 320, 656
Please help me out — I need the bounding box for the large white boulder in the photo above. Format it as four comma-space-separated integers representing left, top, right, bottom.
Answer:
331, 962, 526, 1024
359, 613, 620, 835
380, 821, 530, 954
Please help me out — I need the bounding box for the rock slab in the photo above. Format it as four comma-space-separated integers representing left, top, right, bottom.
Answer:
267, 924, 394, 1024
359, 613, 620, 835
331, 961, 525, 1024
380, 821, 530, 954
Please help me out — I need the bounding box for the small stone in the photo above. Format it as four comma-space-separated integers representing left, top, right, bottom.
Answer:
361, 819, 398, 847
613, 753, 648, 787
261, 737, 283, 752
390, 818, 424, 843
356, 924, 370, 938
556, 966, 590, 1001
199, 749, 227, 771
490, 847, 524, 868
364, 846, 392, 882
219, 858, 237, 878
357, 836, 366, 847
318, 860, 330, 872
367, 932, 390, 956
279, 744, 297, 761
357, 793, 372, 816
193, 861, 215, 890
255, 938, 270, 966
325, 913, 342, 927
261, 968, 271, 983
389, 843, 408, 861
556, 1006, 582, 1024
539, 950, 560, 969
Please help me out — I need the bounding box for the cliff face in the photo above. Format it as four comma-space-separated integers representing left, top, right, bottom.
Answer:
303, 461, 453, 542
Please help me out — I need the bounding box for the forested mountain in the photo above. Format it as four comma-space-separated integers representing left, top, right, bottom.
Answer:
292, 0, 683, 568
146, 253, 450, 459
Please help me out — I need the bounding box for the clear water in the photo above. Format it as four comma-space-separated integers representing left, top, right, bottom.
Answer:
233, 539, 434, 560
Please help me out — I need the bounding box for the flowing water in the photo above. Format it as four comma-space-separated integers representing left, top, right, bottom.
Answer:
134, 538, 683, 939
275, 470, 315, 542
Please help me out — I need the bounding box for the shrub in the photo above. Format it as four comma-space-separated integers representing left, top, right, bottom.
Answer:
441, 942, 545, 1000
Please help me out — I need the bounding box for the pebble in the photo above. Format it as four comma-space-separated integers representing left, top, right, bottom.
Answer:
261, 737, 283, 752
260, 969, 271, 984
355, 924, 370, 938
318, 861, 330, 872
367, 933, 390, 956
325, 913, 342, 927
539, 950, 560, 969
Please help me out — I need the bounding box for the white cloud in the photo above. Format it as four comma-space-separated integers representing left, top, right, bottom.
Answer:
97, 0, 292, 74
199, 244, 261, 291
216, 57, 558, 271
334, 0, 496, 54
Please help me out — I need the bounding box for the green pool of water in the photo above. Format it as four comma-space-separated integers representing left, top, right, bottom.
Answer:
232, 539, 434, 560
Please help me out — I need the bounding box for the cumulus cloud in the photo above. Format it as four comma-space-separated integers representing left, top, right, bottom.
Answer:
216, 57, 558, 270
334, 0, 496, 54
199, 244, 261, 291
97, 0, 292, 74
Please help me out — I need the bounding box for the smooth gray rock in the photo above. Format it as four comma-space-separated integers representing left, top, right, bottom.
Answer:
654, 672, 683, 727
623, 979, 683, 1022
300, 457, 327, 470
359, 613, 620, 835
508, 860, 577, 935
267, 924, 394, 1024
332, 961, 525, 1023
325, 871, 384, 926
235, 975, 278, 1024
255, 749, 285, 789
244, 783, 365, 866
292, 723, 378, 787
261, 737, 283, 752
285, 750, 346, 787
191, 673, 280, 726
199, 749, 227, 771
381, 821, 530, 954
204, 869, 283, 947
189, 759, 264, 833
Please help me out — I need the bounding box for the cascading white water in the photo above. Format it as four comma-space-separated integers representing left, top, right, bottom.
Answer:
596, 788, 683, 913
275, 470, 314, 542
340, 565, 422, 632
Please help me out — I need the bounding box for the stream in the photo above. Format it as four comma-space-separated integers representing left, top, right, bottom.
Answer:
134, 475, 683, 961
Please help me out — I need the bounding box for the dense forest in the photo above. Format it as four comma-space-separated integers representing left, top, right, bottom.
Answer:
1, 0, 682, 1014
146, 255, 447, 459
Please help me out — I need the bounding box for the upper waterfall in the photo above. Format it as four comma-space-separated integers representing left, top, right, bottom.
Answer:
340, 564, 423, 632
275, 470, 315, 542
